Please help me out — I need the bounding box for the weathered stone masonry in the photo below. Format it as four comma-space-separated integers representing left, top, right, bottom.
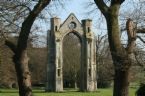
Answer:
46, 13, 97, 92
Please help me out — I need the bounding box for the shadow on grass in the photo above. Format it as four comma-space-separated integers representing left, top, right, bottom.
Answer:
0, 90, 45, 93
0, 88, 100, 94
0, 91, 18, 93
44, 88, 100, 93
35, 88, 101, 93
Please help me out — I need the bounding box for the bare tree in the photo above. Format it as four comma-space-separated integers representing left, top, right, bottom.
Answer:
93, 1, 137, 96
63, 32, 81, 89
96, 34, 114, 88
3, 0, 51, 96
0, 0, 69, 95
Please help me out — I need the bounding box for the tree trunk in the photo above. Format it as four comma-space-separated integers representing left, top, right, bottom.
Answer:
13, 50, 32, 96
94, 1, 134, 96
5, 1, 51, 95
113, 69, 130, 96
105, 5, 131, 96
74, 81, 77, 89
12, 1, 51, 96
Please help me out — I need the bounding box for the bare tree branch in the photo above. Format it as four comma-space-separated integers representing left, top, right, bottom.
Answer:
137, 36, 145, 43
94, 0, 109, 14
5, 40, 16, 53
126, 18, 136, 53
111, 0, 125, 5
137, 28, 145, 33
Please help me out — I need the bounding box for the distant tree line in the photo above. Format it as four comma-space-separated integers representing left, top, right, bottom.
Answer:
0, 36, 47, 88
1, 34, 145, 89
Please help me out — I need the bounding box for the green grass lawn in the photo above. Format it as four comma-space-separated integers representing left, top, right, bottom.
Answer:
0, 88, 137, 96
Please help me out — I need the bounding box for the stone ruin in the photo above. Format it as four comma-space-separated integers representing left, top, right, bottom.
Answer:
46, 13, 97, 92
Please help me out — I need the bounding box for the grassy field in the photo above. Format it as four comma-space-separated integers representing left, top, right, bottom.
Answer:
0, 88, 137, 96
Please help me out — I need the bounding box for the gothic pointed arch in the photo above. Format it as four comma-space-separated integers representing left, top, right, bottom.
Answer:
46, 13, 97, 92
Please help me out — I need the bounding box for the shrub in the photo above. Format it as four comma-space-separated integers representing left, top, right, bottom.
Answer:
136, 83, 145, 96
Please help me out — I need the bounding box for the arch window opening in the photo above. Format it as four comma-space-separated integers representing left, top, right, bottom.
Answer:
62, 32, 81, 89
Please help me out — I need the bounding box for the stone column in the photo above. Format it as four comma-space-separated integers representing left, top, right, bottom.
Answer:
46, 17, 63, 92
55, 34, 63, 92
81, 19, 97, 91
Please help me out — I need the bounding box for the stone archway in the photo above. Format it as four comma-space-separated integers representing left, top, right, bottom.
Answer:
63, 32, 81, 89
46, 13, 97, 92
